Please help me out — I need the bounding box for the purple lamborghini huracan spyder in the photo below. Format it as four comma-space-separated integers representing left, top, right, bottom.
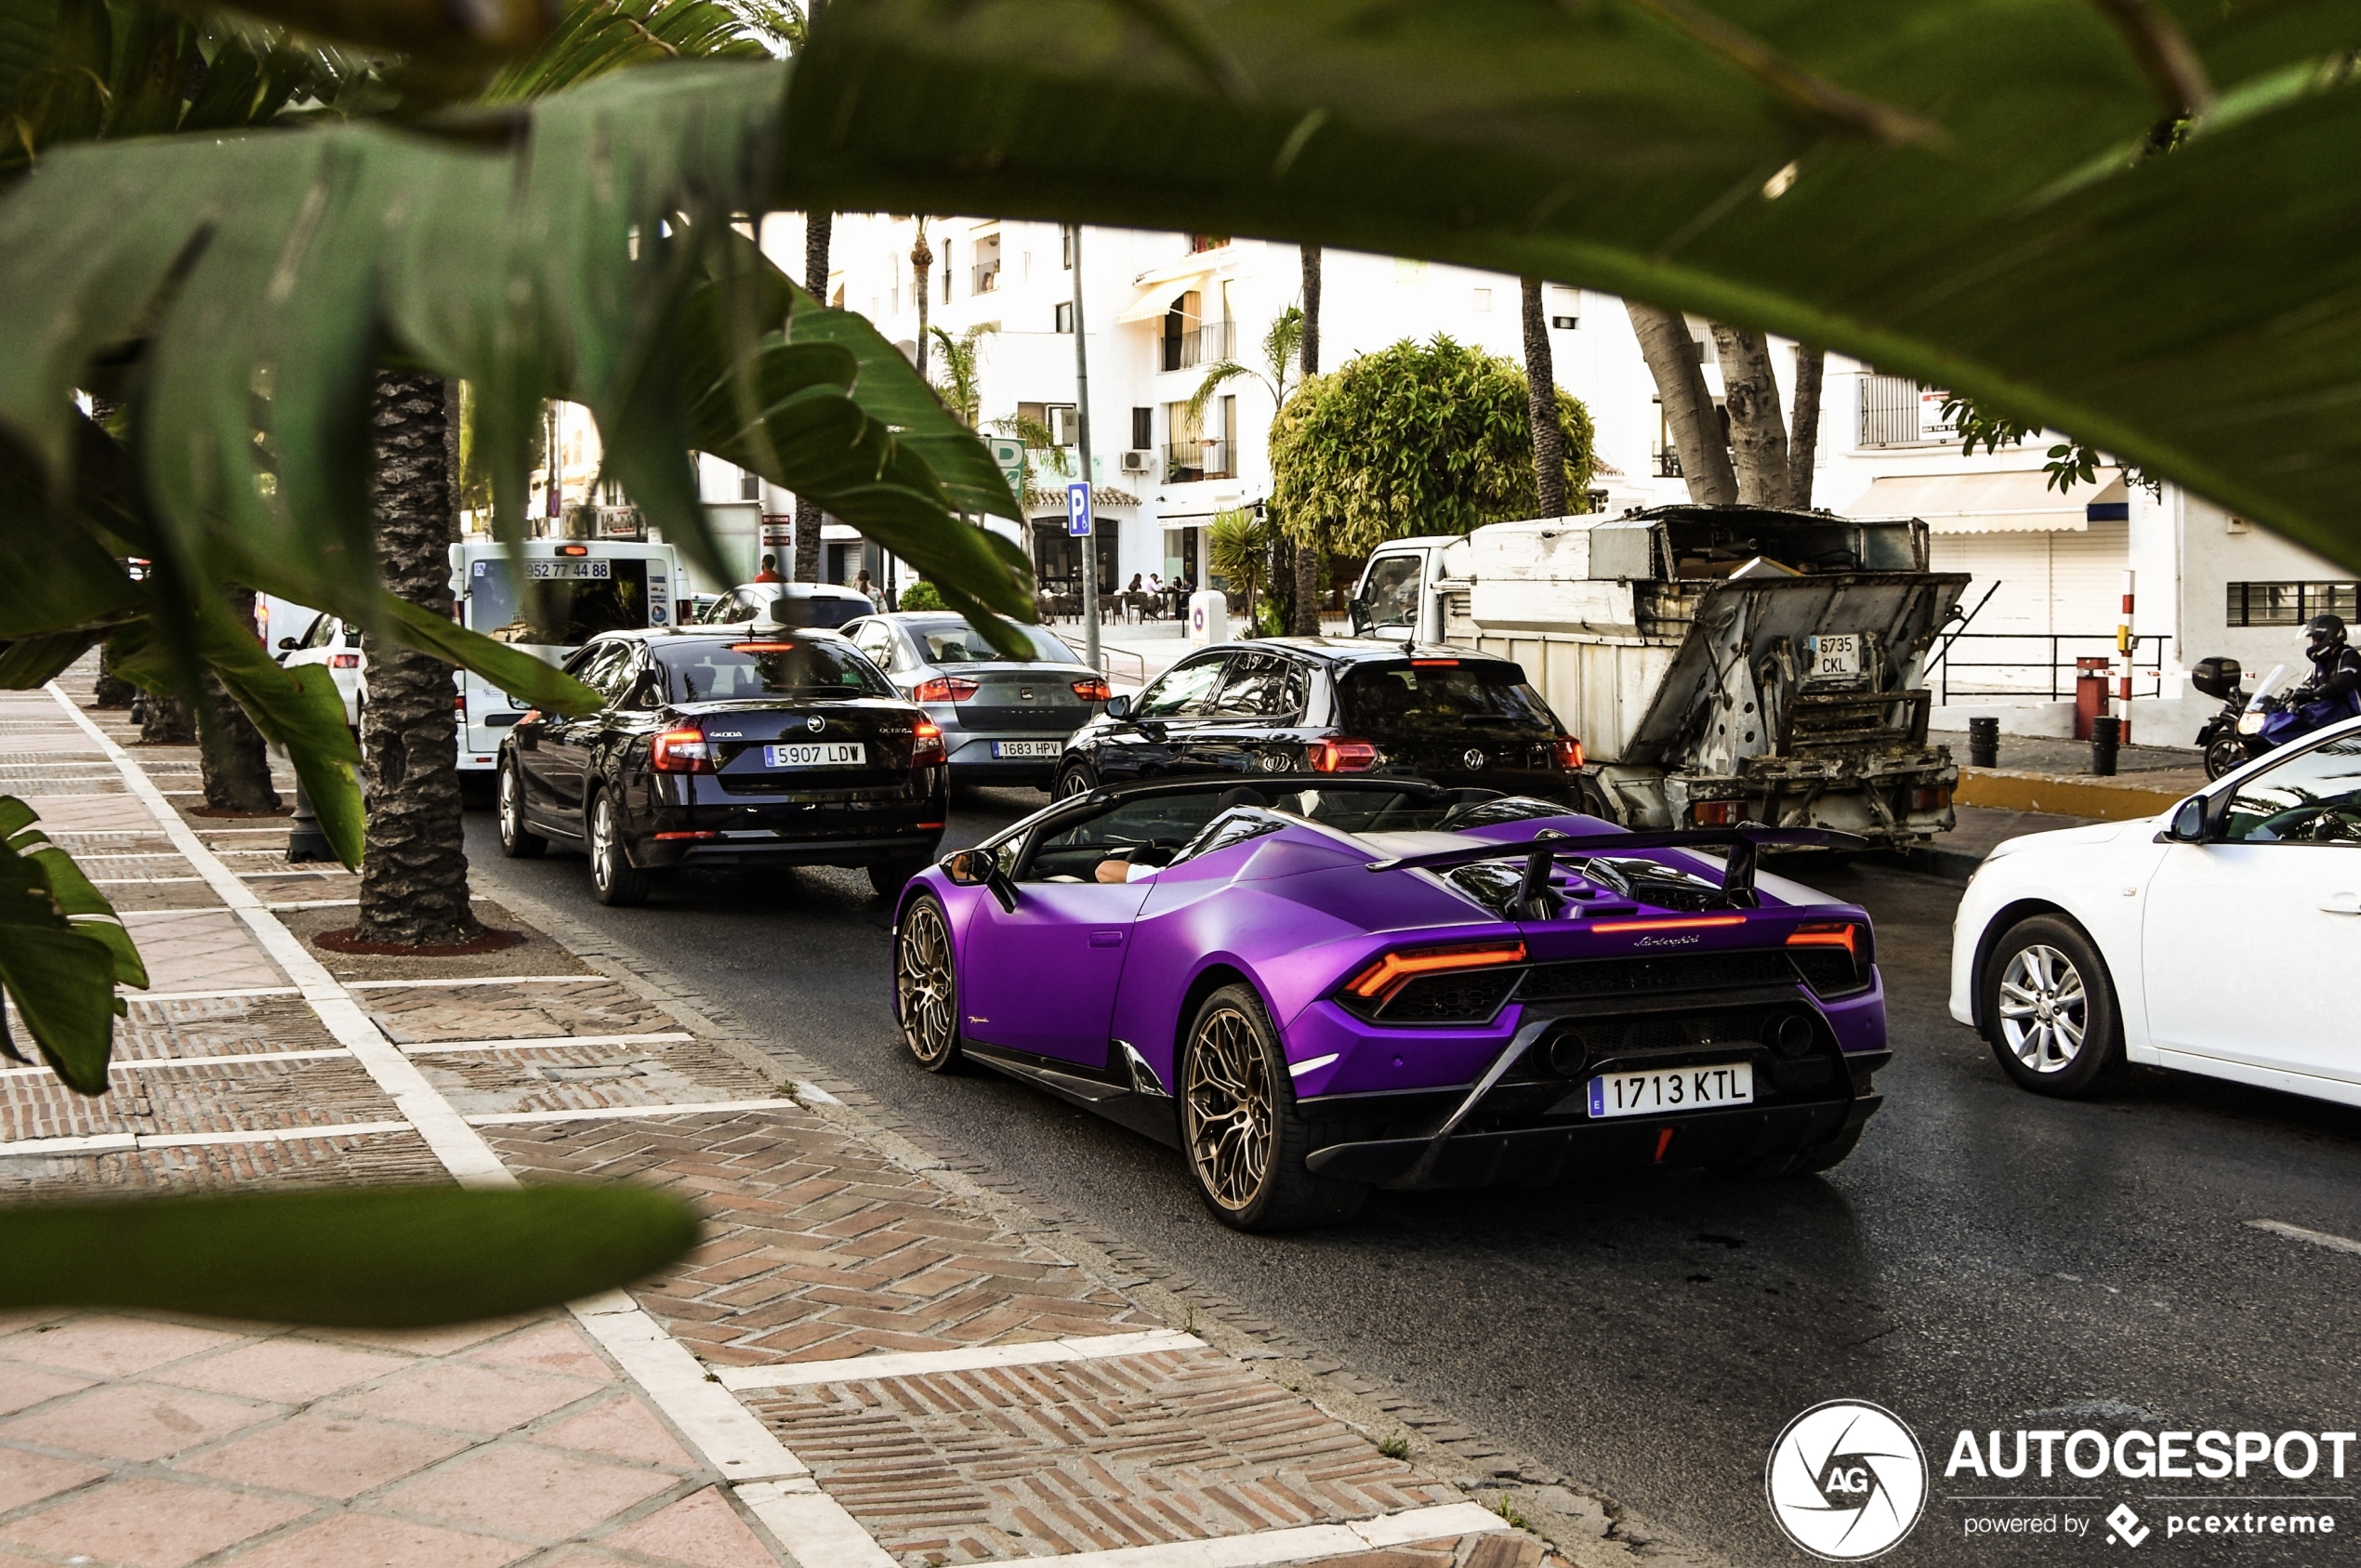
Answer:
890, 776, 1887, 1232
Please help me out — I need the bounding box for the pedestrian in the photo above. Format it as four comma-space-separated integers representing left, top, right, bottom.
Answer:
753, 553, 783, 584
853, 568, 881, 610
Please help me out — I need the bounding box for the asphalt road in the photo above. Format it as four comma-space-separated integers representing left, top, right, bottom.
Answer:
466, 795, 2361, 1567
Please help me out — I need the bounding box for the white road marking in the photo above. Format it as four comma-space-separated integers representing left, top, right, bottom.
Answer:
0, 1049, 348, 1078
402, 1032, 693, 1054
2249, 1218, 2361, 1257
1008, 1504, 1510, 1567
718, 1328, 1206, 1390
464, 1098, 801, 1127
134, 987, 301, 1002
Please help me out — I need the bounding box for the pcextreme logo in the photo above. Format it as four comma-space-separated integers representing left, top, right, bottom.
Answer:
1766, 1400, 1930, 1561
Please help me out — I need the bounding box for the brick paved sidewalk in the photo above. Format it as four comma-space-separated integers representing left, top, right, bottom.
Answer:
0, 670, 1570, 1568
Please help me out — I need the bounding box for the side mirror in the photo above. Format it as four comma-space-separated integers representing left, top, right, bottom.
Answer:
944, 849, 1017, 911
2167, 796, 2213, 843
277, 637, 298, 651
1103, 693, 1132, 719
1348, 596, 1371, 635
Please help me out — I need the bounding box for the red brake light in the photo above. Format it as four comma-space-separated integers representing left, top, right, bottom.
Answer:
651, 726, 714, 773
914, 676, 981, 703
558, 544, 589, 556
1690, 799, 1739, 827
731, 641, 798, 653
912, 718, 946, 767
1787, 920, 1863, 959
331, 653, 362, 669
1410, 658, 1460, 667
1072, 678, 1113, 703
1554, 734, 1585, 771
1911, 784, 1952, 811
1307, 736, 1379, 773
1346, 940, 1527, 1001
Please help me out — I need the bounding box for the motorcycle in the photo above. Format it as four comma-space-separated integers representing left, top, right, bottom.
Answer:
2191, 657, 2285, 781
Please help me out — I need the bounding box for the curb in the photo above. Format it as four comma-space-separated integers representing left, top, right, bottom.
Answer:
482, 875, 1718, 1568
1955, 766, 2189, 822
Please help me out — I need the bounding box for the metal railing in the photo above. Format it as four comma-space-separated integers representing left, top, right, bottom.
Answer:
1922, 632, 2170, 705
1163, 320, 1234, 371
1858, 373, 1926, 448
1163, 441, 1234, 481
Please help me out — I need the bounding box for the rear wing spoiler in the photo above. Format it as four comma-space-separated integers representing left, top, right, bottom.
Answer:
1365, 826, 1868, 909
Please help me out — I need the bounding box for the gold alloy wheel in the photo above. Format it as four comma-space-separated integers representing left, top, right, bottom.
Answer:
1183, 1005, 1273, 1211
896, 902, 958, 1065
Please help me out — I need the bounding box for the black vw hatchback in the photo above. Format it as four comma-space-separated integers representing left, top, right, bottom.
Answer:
1052, 638, 1588, 802
497, 626, 948, 904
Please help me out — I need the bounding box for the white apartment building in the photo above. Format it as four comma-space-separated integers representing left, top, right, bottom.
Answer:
648, 213, 2355, 742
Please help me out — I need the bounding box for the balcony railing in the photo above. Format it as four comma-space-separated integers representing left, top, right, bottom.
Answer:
971, 260, 1000, 295
1161, 320, 1235, 372
1164, 441, 1234, 482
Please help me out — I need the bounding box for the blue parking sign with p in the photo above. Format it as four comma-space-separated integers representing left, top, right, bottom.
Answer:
1066, 482, 1093, 537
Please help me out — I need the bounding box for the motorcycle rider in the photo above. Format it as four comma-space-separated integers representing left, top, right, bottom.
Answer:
2260, 613, 2361, 748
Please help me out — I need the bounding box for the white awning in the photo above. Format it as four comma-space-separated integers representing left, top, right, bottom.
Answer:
1114, 258, 1217, 324
1846, 470, 2125, 533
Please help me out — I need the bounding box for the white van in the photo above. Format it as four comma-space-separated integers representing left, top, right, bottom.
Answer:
450, 539, 680, 771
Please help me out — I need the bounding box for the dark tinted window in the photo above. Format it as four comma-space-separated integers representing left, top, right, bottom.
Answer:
656, 639, 894, 703
469, 559, 651, 645
908, 618, 1075, 665
2222, 734, 2361, 843
1135, 654, 1229, 718
1336, 661, 1558, 736
567, 640, 639, 701
1209, 653, 1306, 718
778, 595, 870, 629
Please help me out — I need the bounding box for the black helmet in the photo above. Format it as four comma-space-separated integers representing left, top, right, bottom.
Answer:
2308, 613, 2349, 656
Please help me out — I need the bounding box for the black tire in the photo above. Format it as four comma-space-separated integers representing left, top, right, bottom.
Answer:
1178, 983, 1366, 1232
1979, 915, 2124, 1097
497, 761, 546, 859
894, 895, 962, 1072
868, 856, 930, 900
1054, 760, 1098, 800
2204, 734, 2245, 781
587, 790, 652, 907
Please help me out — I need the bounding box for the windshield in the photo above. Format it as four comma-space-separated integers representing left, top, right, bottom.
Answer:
468, 558, 651, 645
656, 639, 894, 703
1337, 661, 1559, 736
910, 619, 1075, 665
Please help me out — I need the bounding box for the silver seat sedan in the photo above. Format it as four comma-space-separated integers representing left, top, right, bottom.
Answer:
840, 613, 1109, 787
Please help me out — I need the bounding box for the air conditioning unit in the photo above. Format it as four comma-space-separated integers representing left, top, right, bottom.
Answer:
1120, 450, 1154, 473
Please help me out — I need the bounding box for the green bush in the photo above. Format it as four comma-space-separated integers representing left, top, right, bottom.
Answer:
899, 579, 946, 612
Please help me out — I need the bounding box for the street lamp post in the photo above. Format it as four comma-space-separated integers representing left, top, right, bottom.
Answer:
1067, 225, 1101, 674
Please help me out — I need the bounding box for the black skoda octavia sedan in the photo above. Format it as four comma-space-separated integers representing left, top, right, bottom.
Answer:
496, 627, 948, 904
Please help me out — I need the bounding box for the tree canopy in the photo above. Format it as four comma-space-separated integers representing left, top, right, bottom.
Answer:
1269, 336, 1596, 558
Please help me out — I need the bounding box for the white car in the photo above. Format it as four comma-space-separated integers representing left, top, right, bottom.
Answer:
1952, 716, 2361, 1104
276, 610, 365, 729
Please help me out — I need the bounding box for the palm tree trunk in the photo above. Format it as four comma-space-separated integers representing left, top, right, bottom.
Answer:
198, 584, 281, 812
1290, 244, 1324, 637
1627, 302, 1736, 506
353, 372, 479, 946
92, 641, 136, 708
1787, 346, 1826, 509
1521, 278, 1568, 518
793, 204, 833, 585
138, 690, 195, 744
1708, 322, 1790, 506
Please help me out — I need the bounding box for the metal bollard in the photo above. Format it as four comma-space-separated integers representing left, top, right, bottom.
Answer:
285, 776, 336, 863
2089, 715, 2120, 777
1967, 716, 1998, 769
